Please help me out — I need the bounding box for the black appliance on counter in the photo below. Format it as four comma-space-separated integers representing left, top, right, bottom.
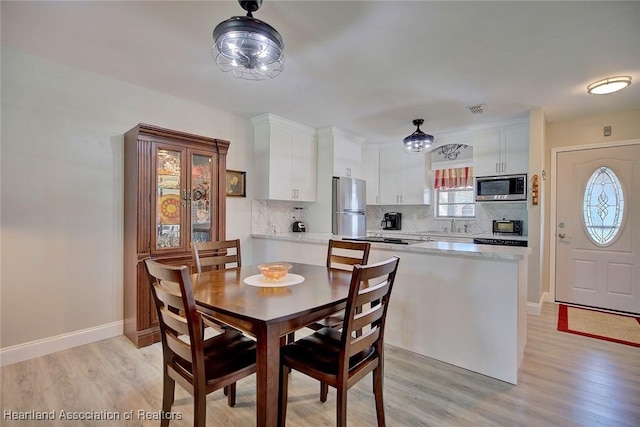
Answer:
381, 212, 401, 230
493, 219, 523, 235
473, 237, 527, 247
292, 220, 305, 232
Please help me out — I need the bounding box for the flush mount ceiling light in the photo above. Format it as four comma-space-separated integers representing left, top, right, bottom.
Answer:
403, 119, 435, 153
587, 76, 631, 95
212, 0, 284, 81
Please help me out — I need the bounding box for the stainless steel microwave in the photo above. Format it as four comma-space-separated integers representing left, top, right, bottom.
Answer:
475, 174, 527, 201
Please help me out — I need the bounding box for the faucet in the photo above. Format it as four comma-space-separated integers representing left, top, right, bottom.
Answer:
450, 219, 455, 233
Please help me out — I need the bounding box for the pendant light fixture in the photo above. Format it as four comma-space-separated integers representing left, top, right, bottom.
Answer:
403, 119, 434, 153
587, 76, 631, 95
212, 0, 284, 81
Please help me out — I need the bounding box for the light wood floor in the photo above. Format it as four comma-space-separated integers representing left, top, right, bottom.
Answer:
2, 303, 639, 426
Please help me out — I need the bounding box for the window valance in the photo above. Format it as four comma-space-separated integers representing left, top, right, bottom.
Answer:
434, 167, 474, 189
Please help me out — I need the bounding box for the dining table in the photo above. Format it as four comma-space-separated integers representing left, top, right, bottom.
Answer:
191, 262, 353, 427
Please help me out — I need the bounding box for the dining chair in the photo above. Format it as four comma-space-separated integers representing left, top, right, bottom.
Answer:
279, 256, 400, 427
191, 239, 242, 274
313, 239, 372, 330
143, 258, 256, 427
286, 240, 371, 343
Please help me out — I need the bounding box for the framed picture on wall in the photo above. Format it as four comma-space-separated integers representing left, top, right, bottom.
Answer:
226, 170, 246, 197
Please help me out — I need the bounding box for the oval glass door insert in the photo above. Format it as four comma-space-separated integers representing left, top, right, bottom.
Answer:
583, 166, 624, 245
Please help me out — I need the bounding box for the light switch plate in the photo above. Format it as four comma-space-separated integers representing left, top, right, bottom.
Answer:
604, 126, 612, 137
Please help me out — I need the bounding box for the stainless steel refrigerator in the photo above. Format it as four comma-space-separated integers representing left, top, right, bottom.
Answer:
332, 177, 366, 237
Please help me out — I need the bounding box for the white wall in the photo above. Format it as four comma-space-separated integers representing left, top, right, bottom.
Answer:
0, 48, 254, 357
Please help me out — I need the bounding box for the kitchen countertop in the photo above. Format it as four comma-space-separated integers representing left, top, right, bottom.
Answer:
251, 232, 531, 261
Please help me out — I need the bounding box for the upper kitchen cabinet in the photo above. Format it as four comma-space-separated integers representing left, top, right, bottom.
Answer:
474, 120, 529, 177
317, 126, 364, 178
252, 113, 317, 202
379, 144, 428, 205
361, 144, 380, 205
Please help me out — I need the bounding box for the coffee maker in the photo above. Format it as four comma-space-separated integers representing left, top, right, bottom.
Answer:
381, 212, 401, 230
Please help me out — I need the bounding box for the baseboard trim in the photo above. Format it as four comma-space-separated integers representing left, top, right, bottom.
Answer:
527, 292, 548, 315
0, 321, 123, 367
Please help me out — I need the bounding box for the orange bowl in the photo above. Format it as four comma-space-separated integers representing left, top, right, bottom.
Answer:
257, 263, 292, 281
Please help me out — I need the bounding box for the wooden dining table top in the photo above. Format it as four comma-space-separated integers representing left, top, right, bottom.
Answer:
191, 262, 353, 324
189, 262, 354, 427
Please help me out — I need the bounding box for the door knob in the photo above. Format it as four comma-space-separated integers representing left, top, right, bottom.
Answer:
558, 232, 566, 239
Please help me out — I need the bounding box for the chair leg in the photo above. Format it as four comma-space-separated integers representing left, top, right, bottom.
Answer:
161, 371, 175, 427
194, 391, 207, 427
373, 366, 386, 427
336, 387, 348, 427
320, 382, 328, 402
279, 362, 290, 426
227, 382, 237, 407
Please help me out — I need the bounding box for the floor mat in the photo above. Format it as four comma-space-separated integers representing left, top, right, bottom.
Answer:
557, 304, 640, 348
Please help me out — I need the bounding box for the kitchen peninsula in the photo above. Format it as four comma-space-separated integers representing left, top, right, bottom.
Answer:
252, 232, 531, 385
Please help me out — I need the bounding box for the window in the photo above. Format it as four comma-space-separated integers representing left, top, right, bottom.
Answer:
583, 166, 624, 245
436, 188, 475, 218
433, 166, 475, 218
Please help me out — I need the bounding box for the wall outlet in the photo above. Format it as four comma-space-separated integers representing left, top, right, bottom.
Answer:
604, 126, 612, 137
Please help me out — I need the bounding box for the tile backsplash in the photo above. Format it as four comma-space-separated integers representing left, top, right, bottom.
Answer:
366, 203, 528, 235
253, 200, 528, 236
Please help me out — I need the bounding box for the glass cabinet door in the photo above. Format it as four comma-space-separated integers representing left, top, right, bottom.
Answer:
191, 153, 213, 243
155, 148, 183, 250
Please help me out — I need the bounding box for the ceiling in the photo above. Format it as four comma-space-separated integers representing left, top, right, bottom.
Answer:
2, 1, 640, 144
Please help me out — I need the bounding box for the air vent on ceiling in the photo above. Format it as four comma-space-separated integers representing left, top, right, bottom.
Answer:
466, 104, 487, 114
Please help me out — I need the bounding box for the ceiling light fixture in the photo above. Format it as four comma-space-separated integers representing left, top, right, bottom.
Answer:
212, 0, 284, 81
587, 76, 631, 95
403, 119, 435, 153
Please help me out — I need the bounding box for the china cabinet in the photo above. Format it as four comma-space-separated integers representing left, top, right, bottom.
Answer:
124, 124, 229, 347
252, 113, 317, 202
379, 144, 428, 205
474, 122, 528, 177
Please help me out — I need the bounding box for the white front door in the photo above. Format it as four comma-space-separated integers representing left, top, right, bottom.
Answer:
555, 143, 640, 314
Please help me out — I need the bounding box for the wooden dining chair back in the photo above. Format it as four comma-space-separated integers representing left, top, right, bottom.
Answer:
293, 239, 372, 344
280, 256, 400, 427
326, 239, 371, 270
191, 239, 241, 273
143, 258, 256, 427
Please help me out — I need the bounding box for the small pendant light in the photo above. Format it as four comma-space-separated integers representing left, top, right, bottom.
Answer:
403, 119, 434, 153
212, 0, 284, 81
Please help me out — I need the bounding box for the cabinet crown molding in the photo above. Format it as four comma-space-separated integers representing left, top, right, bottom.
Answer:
250, 113, 316, 136
316, 126, 366, 143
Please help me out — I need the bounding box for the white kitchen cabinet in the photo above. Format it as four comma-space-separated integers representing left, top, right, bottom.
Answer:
379, 144, 428, 205
317, 126, 364, 178
361, 145, 380, 204
252, 113, 317, 201
474, 122, 529, 177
